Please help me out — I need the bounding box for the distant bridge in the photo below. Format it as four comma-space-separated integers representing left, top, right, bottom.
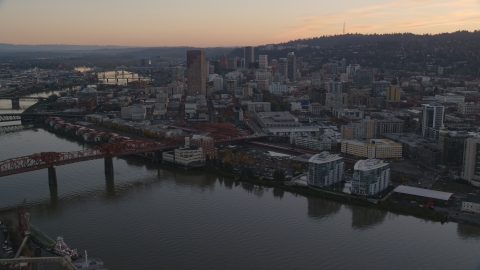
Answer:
0, 113, 85, 123
0, 96, 44, 101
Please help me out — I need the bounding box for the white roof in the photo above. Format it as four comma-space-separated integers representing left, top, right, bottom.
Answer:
308, 152, 342, 164
354, 159, 388, 171
394, 185, 453, 201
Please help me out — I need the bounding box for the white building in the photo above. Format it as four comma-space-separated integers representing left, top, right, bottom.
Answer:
434, 94, 465, 103
346, 64, 361, 75
162, 146, 205, 166
268, 82, 293, 95
307, 152, 344, 187
462, 194, 480, 213
461, 138, 480, 187
351, 159, 390, 195
324, 81, 343, 94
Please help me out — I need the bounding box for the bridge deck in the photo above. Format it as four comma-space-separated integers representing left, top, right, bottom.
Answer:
29, 224, 56, 249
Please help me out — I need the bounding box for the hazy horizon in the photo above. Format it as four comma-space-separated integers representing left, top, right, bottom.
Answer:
1, 0, 479, 47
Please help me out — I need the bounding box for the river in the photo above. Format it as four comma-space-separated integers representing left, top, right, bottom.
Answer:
1, 128, 480, 269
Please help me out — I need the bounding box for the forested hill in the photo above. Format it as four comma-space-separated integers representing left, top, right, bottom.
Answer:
229, 31, 480, 75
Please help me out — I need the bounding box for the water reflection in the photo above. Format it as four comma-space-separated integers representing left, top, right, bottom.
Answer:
105, 173, 115, 197
307, 196, 342, 219
346, 205, 387, 230
49, 184, 59, 206
272, 187, 284, 199
457, 223, 480, 239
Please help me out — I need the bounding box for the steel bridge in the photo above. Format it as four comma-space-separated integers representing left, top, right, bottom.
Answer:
0, 137, 184, 183
0, 113, 85, 123
0, 96, 44, 101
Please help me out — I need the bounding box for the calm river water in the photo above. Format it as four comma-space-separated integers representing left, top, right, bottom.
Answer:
1, 128, 480, 269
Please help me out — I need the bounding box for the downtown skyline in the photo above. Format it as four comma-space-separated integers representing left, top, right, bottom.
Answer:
0, 0, 479, 47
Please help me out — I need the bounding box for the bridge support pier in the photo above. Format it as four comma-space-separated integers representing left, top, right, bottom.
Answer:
104, 157, 114, 175
11, 98, 20, 110
48, 167, 57, 186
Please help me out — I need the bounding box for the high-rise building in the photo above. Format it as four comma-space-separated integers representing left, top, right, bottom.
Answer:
438, 130, 470, 167
278, 58, 288, 78
187, 50, 206, 96
355, 69, 373, 87
228, 57, 238, 70
386, 78, 401, 101
287, 52, 297, 82
219, 54, 228, 70
258, 55, 268, 70
324, 81, 343, 94
340, 58, 346, 71
307, 152, 344, 188
351, 159, 390, 195
422, 103, 445, 138
244, 46, 255, 68
371, 80, 390, 96
461, 138, 480, 187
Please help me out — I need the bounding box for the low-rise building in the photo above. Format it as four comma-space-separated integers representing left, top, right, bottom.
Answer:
121, 105, 147, 120
162, 146, 205, 167
341, 139, 402, 159
307, 152, 344, 188
462, 194, 480, 213
351, 159, 390, 195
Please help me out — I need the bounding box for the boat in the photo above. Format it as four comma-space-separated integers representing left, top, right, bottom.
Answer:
74, 258, 104, 270
52, 236, 81, 260
74, 251, 105, 270
33, 128, 38, 132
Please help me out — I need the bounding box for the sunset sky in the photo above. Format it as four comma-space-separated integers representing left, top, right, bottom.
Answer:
0, 0, 479, 47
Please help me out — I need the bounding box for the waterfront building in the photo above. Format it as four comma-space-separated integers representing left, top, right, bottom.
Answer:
461, 138, 480, 187
190, 135, 217, 159
162, 146, 205, 167
187, 50, 206, 96
351, 159, 390, 195
462, 194, 480, 213
341, 139, 402, 159
421, 103, 444, 139
307, 152, 344, 188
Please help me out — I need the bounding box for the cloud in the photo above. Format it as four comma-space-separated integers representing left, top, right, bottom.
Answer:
276, 0, 480, 40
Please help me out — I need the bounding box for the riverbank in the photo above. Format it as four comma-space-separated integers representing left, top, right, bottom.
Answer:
39, 120, 452, 225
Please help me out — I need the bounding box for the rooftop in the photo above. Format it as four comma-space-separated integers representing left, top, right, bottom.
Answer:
308, 152, 343, 164
464, 194, 480, 204
354, 159, 389, 171
394, 185, 453, 201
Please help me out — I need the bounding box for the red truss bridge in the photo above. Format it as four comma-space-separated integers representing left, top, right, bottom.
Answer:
0, 137, 184, 181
